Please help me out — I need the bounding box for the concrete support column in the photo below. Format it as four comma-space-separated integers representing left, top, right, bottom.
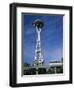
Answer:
54, 67, 57, 74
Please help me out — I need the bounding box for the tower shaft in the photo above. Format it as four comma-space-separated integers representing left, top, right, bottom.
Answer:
34, 28, 43, 66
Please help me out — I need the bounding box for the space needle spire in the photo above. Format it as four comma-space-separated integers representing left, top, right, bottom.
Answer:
33, 19, 44, 67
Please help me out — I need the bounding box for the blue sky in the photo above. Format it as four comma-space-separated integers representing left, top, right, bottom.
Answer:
22, 14, 63, 64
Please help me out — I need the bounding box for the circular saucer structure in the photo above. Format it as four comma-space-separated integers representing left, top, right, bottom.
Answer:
33, 19, 44, 29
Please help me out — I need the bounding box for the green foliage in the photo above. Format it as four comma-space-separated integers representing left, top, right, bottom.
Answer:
24, 63, 30, 67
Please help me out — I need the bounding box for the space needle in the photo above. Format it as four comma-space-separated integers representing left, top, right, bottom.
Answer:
33, 19, 44, 68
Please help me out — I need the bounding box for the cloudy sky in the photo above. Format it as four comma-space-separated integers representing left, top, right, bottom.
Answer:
22, 14, 63, 64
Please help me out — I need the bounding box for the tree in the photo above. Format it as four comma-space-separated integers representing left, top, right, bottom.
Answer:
24, 63, 30, 67
61, 57, 63, 62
